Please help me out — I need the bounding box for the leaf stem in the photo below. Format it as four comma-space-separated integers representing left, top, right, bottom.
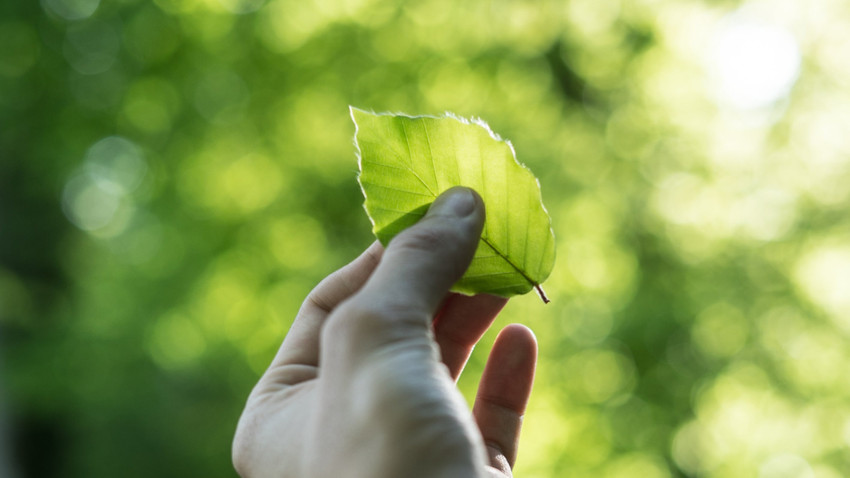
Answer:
480, 237, 549, 303
535, 284, 550, 304
480, 237, 536, 285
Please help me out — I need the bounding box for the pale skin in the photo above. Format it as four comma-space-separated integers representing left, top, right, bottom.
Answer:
233, 187, 538, 478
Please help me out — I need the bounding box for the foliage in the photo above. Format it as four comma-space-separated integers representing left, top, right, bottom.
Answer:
353, 108, 555, 298
1, 0, 849, 477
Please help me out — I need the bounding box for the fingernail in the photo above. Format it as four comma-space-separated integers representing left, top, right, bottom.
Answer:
430, 187, 476, 217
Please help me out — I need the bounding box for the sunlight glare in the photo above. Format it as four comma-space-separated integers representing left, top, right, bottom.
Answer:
708, 15, 801, 110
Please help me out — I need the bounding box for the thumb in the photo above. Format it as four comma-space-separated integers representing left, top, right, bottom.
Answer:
323, 186, 485, 364
314, 187, 491, 478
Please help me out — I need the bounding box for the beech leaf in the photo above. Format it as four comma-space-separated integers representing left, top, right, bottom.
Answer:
351, 107, 555, 301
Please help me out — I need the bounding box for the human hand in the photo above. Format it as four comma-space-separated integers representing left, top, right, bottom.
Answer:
232, 187, 538, 478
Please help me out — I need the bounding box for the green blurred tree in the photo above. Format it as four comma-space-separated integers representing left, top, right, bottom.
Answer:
2, 0, 848, 477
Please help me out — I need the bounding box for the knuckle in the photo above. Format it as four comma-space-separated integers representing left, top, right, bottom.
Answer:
351, 297, 428, 330
324, 297, 429, 345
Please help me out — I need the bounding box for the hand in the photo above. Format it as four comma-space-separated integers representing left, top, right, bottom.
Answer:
232, 187, 538, 478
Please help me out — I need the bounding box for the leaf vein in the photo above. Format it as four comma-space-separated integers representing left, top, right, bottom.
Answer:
362, 159, 411, 171
422, 120, 440, 192
480, 237, 536, 288
400, 120, 438, 196
372, 205, 427, 215
462, 271, 522, 280
360, 181, 434, 198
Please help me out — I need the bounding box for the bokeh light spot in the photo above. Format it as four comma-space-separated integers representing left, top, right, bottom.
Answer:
567, 0, 621, 38
794, 243, 850, 331
193, 69, 250, 123
222, 154, 283, 214
758, 454, 814, 478
564, 239, 637, 304
733, 188, 797, 241
147, 312, 207, 370
123, 7, 181, 65
403, 0, 451, 27
565, 348, 635, 404
153, 0, 203, 14
603, 452, 670, 478
268, 215, 327, 271
780, 326, 845, 394
62, 137, 146, 237
62, 174, 126, 233
177, 138, 287, 218
122, 77, 181, 134
683, 362, 820, 474
692, 302, 748, 359
63, 21, 120, 75
257, 0, 327, 53
367, 21, 416, 62
420, 62, 490, 112
217, 0, 266, 14
671, 420, 714, 475
41, 0, 100, 21
193, 251, 265, 342
84, 136, 147, 192
111, 215, 165, 265
708, 14, 801, 110
559, 299, 613, 346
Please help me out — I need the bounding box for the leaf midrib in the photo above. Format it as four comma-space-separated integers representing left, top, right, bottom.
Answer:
480, 235, 537, 288
401, 184, 537, 290
392, 116, 538, 290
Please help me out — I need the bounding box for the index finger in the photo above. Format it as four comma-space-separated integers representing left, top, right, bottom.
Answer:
270, 241, 383, 369
434, 293, 508, 380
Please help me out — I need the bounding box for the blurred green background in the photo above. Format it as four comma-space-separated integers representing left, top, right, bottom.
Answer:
2, 0, 849, 476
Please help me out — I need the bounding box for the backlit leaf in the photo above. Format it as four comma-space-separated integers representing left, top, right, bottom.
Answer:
352, 107, 555, 300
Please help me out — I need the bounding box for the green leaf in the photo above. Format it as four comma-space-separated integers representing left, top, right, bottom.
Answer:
351, 107, 556, 301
